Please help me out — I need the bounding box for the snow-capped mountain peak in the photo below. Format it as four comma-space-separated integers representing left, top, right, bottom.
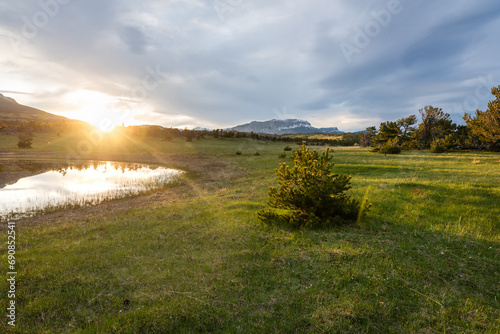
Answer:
230, 119, 341, 135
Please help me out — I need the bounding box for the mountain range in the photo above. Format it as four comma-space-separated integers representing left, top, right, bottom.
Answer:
230, 119, 342, 135
0, 94, 343, 135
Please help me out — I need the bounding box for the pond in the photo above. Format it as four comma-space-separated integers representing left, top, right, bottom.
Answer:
0, 161, 183, 220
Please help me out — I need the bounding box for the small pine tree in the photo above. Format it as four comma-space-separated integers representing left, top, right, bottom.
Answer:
430, 138, 445, 153
379, 137, 401, 155
430, 134, 455, 153
185, 131, 194, 142
17, 133, 33, 149
371, 121, 402, 154
258, 143, 366, 228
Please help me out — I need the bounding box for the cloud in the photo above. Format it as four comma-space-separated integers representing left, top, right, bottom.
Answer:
0, 90, 31, 95
0, 0, 499, 131
118, 25, 150, 55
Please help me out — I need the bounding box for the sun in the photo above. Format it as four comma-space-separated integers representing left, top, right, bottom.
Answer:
97, 121, 118, 132
65, 107, 124, 131
59, 90, 128, 130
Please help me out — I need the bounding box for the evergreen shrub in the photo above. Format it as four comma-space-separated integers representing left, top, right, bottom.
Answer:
258, 143, 367, 228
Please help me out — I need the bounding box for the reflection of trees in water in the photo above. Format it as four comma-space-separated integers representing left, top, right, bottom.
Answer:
1, 160, 182, 220
56, 162, 151, 174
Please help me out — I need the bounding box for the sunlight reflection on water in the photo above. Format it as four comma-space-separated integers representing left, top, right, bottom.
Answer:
0, 162, 183, 220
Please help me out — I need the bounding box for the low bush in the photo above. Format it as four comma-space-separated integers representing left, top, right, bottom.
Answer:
430, 138, 448, 153
258, 143, 367, 228
379, 138, 401, 154
17, 133, 33, 149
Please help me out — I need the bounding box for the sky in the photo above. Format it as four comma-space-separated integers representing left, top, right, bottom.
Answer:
0, 0, 499, 131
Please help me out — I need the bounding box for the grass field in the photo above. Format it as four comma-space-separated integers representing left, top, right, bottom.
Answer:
1, 130, 499, 333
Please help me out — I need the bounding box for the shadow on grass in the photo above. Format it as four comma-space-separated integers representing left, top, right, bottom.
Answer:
215, 218, 499, 333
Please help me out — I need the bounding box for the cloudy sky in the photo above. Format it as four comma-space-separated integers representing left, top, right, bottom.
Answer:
1, 0, 499, 131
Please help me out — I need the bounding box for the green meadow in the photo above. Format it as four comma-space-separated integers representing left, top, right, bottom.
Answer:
0, 131, 499, 333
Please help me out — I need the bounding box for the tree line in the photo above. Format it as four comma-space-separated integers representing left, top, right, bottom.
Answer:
362, 85, 500, 153
4, 85, 498, 151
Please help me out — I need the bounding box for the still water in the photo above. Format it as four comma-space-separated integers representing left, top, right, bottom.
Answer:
0, 162, 183, 220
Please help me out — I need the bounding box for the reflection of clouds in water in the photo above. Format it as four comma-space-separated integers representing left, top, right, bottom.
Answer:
0, 162, 183, 219
14, 172, 66, 192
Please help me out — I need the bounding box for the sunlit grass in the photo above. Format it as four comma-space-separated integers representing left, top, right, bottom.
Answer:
0, 132, 498, 333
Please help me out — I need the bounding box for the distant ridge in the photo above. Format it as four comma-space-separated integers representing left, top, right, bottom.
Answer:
0, 93, 73, 124
230, 119, 342, 135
